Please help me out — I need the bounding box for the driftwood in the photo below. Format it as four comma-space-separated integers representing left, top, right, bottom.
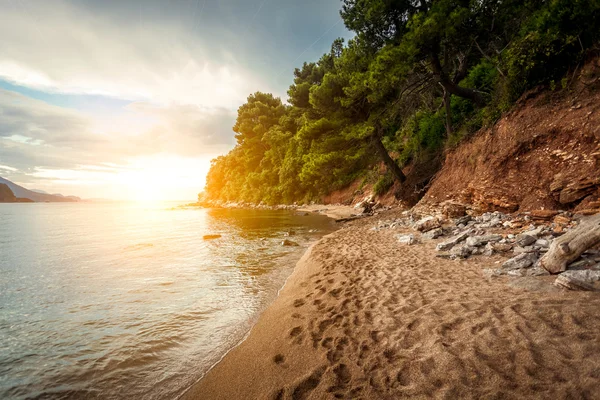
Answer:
540, 214, 600, 274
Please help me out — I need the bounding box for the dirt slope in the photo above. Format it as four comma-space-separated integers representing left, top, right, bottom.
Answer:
420, 58, 600, 213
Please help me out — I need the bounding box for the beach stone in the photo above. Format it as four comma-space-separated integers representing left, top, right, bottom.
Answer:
436, 231, 471, 251
442, 201, 467, 218
492, 243, 514, 252
516, 234, 536, 247
554, 270, 600, 291
523, 226, 546, 238
281, 239, 299, 246
513, 246, 536, 254
535, 238, 551, 248
423, 228, 444, 240
396, 234, 417, 245
502, 252, 539, 271
567, 259, 598, 270
466, 234, 503, 247
450, 245, 473, 259
483, 268, 503, 278
413, 216, 441, 232
483, 243, 495, 257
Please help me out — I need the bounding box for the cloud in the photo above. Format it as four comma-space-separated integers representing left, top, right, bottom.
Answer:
0, 89, 235, 197
0, 0, 350, 104
0, 0, 265, 108
0, 0, 350, 199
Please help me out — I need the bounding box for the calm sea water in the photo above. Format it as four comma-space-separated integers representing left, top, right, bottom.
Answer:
0, 202, 335, 399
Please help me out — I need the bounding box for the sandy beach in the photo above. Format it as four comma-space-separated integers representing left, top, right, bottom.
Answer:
182, 211, 600, 399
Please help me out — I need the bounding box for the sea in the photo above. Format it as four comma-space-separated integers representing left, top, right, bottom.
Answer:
0, 202, 335, 399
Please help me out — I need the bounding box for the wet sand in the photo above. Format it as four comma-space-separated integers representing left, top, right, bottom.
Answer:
182, 214, 600, 399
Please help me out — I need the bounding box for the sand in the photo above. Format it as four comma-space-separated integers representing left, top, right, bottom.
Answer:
182, 212, 600, 399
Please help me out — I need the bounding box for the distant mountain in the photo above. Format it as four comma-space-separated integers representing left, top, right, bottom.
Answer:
0, 177, 80, 202
0, 183, 34, 203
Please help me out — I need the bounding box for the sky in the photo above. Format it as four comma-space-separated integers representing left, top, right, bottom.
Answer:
0, 0, 352, 201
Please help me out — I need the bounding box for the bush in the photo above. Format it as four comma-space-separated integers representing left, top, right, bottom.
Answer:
373, 173, 394, 195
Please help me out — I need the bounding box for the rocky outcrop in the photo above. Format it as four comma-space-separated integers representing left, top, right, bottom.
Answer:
419, 58, 600, 213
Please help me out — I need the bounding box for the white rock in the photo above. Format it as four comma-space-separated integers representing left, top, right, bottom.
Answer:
396, 234, 417, 245
436, 231, 471, 251
466, 234, 503, 247
502, 252, 539, 270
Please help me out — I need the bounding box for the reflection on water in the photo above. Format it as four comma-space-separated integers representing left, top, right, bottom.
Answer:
0, 203, 335, 399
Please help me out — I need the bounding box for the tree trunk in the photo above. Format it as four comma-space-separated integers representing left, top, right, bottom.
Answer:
540, 214, 600, 274
372, 134, 406, 183
443, 88, 452, 137
430, 52, 486, 107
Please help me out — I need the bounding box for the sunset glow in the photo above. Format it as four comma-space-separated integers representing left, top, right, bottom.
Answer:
0, 0, 350, 201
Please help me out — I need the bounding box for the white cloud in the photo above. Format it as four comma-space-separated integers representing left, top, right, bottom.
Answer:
0, 0, 268, 108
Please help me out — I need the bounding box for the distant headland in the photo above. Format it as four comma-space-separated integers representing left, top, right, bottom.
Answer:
0, 177, 80, 203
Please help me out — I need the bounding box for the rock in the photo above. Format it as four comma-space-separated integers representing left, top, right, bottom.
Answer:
436, 231, 471, 251
530, 210, 559, 220
492, 243, 513, 253
523, 226, 546, 238
535, 239, 551, 248
284, 230, 296, 237
516, 234, 536, 247
203, 234, 222, 240
442, 202, 467, 218
576, 209, 600, 216
502, 252, 539, 271
413, 216, 441, 232
450, 245, 473, 259
483, 268, 503, 278
455, 215, 472, 226
396, 234, 417, 245
567, 259, 598, 270
513, 246, 536, 254
423, 228, 444, 240
465, 234, 503, 247
483, 243, 495, 257
554, 215, 571, 225
528, 266, 551, 276
281, 239, 299, 246
554, 270, 600, 291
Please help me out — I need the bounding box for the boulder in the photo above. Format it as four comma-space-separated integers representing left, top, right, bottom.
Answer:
442, 201, 467, 218
281, 239, 299, 246
436, 231, 470, 251
483, 243, 495, 256
535, 239, 551, 248
423, 228, 444, 240
455, 215, 472, 226
516, 234, 536, 247
396, 234, 417, 245
554, 270, 600, 291
502, 252, 539, 271
450, 245, 473, 259
465, 234, 503, 247
492, 243, 514, 253
413, 216, 441, 232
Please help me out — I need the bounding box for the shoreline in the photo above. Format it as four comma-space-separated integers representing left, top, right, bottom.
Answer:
181, 208, 600, 399
176, 240, 326, 400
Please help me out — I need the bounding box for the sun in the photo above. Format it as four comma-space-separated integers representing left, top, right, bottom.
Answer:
116, 155, 211, 203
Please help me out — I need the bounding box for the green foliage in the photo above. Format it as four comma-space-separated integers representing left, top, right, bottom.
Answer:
203, 0, 600, 204
373, 173, 394, 195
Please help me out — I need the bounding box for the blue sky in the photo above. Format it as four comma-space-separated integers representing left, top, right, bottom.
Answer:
0, 0, 352, 200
